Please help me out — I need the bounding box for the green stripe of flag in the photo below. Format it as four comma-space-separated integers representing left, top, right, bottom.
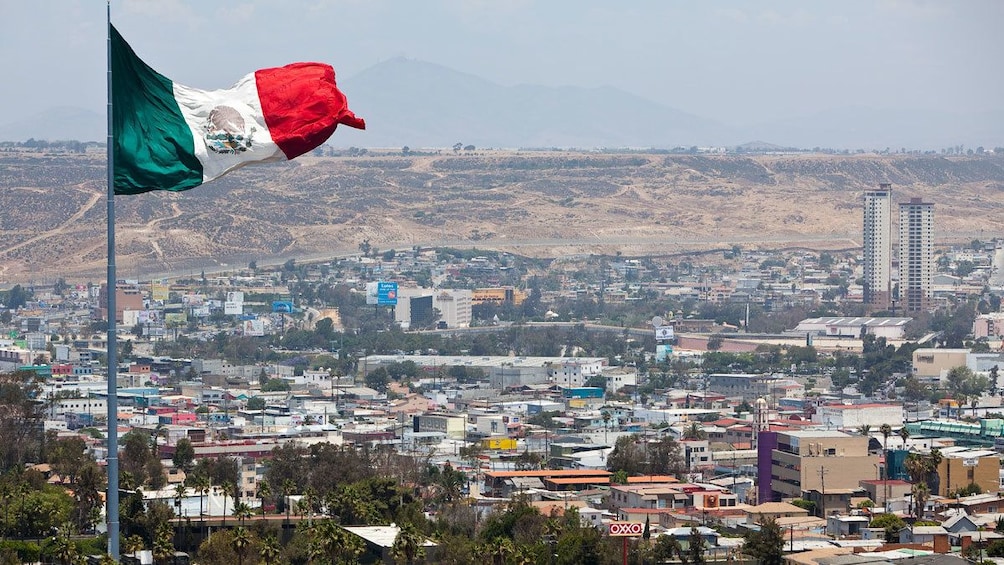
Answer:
111, 25, 203, 195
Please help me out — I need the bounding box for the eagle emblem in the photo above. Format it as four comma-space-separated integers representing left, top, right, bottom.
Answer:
204, 105, 256, 154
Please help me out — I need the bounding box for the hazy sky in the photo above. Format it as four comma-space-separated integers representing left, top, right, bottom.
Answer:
2, 0, 1002, 126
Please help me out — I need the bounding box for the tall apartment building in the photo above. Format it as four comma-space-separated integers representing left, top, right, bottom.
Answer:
862, 184, 893, 309
899, 198, 934, 313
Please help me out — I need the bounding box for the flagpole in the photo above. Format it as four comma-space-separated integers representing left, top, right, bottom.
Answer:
105, 0, 121, 560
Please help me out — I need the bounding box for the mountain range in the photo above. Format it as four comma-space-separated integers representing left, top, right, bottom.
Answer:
1, 57, 1000, 150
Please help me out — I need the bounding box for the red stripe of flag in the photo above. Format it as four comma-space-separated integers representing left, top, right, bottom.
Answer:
255, 62, 365, 160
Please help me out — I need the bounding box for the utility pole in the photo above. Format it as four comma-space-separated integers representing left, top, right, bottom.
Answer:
819, 467, 829, 517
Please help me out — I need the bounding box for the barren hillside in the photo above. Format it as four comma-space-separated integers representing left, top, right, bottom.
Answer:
1, 151, 1002, 283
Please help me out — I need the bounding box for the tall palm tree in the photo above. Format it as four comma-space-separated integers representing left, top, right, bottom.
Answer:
282, 479, 295, 525
221, 481, 238, 527
257, 479, 271, 516
192, 475, 210, 521
879, 423, 893, 507
898, 427, 910, 450
601, 410, 611, 444
173, 483, 186, 518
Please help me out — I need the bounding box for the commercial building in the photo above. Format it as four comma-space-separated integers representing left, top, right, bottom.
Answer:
812, 403, 904, 430
97, 283, 144, 322
899, 197, 934, 313
764, 430, 880, 505
936, 448, 1000, 496
910, 348, 1000, 385
434, 289, 472, 329
471, 287, 526, 306
794, 317, 911, 340
863, 184, 893, 309
973, 313, 1004, 339
707, 374, 785, 402
412, 413, 466, 440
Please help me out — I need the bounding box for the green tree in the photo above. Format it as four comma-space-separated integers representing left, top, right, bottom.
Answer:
365, 367, 390, 393
870, 513, 906, 542
687, 526, 707, 565
172, 438, 195, 475
0, 370, 45, 470
742, 516, 784, 565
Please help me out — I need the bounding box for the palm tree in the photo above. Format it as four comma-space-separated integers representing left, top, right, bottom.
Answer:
230, 527, 252, 565
233, 501, 253, 527
489, 537, 515, 565
912, 482, 930, 519
879, 423, 893, 507
52, 526, 78, 565
173, 483, 186, 518
898, 427, 910, 450
153, 523, 175, 565
857, 424, 872, 437
192, 474, 210, 521
282, 479, 295, 525
122, 535, 145, 556
392, 522, 426, 565
259, 534, 281, 565
310, 520, 364, 564
221, 482, 238, 527
683, 422, 706, 440
257, 479, 271, 516
601, 410, 611, 444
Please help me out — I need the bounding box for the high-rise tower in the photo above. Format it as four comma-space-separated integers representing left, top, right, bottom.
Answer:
863, 184, 892, 309
899, 197, 934, 313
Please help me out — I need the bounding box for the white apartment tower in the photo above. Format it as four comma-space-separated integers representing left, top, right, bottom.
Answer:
862, 184, 892, 309
899, 197, 934, 313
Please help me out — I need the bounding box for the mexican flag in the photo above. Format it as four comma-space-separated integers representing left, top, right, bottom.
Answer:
111, 25, 365, 195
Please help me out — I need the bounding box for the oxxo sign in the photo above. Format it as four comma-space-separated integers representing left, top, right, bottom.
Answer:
609, 522, 644, 537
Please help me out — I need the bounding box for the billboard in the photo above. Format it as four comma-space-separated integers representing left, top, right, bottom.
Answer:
151, 282, 169, 301
366, 282, 399, 306
224, 301, 243, 315
243, 319, 265, 337
192, 306, 210, 318
164, 312, 187, 324
181, 294, 204, 306
272, 301, 294, 313
378, 282, 398, 306
227, 291, 244, 304
655, 344, 673, 362
136, 310, 160, 324
655, 325, 675, 340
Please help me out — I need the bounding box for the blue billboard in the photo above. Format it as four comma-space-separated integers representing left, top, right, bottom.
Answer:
377, 282, 398, 306
272, 301, 294, 313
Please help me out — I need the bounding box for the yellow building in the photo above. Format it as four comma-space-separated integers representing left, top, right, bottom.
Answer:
769, 431, 880, 504
936, 448, 1000, 496
472, 287, 527, 306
